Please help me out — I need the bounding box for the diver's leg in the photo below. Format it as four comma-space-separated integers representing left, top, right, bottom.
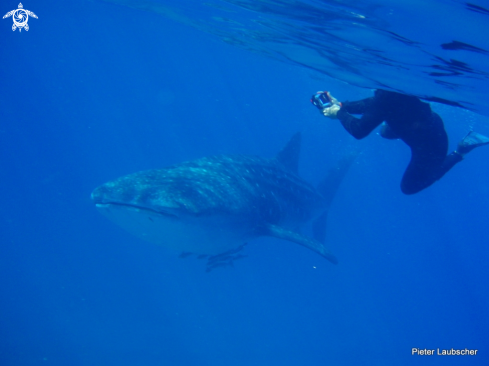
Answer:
433, 131, 489, 182
400, 114, 449, 194
400, 148, 445, 194
434, 152, 464, 181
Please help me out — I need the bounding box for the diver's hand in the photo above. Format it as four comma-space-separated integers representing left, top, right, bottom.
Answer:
322, 104, 341, 119
326, 92, 341, 106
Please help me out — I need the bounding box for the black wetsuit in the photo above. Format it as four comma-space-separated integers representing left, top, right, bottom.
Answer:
337, 90, 462, 194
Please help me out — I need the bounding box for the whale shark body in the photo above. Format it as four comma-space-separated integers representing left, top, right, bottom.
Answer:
91, 133, 356, 270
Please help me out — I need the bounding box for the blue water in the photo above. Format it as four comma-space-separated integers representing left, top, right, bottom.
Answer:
1, 1, 488, 365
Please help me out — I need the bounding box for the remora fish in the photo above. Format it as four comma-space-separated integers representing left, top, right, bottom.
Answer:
91, 133, 356, 267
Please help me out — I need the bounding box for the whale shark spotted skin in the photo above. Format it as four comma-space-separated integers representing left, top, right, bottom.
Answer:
91, 133, 356, 268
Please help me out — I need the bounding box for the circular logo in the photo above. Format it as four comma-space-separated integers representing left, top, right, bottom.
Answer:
13, 9, 28, 28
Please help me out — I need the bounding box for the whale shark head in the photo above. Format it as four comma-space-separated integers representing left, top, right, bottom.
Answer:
91, 159, 264, 255
91, 170, 184, 218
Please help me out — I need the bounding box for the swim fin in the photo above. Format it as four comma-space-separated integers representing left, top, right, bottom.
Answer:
457, 131, 489, 156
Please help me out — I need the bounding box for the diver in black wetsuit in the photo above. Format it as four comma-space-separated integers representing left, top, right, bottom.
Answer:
315, 89, 489, 195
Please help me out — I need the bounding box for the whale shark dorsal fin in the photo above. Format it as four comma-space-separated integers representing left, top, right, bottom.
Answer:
275, 132, 301, 175
261, 223, 338, 264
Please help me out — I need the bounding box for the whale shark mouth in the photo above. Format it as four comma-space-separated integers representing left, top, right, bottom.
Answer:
95, 202, 180, 219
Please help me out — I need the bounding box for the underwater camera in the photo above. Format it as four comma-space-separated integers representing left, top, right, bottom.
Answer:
311, 91, 333, 110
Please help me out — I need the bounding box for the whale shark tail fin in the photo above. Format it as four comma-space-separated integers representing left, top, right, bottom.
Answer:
316, 150, 359, 208
275, 132, 301, 175
313, 150, 360, 244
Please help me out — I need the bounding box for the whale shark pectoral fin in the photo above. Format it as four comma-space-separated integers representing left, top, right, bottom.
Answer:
261, 224, 338, 264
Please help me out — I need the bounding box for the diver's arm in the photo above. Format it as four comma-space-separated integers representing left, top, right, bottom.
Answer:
337, 100, 384, 139
340, 97, 374, 114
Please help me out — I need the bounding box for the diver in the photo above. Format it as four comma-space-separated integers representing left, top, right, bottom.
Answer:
311, 89, 489, 194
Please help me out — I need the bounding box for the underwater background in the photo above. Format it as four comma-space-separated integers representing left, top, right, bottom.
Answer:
1, 1, 488, 365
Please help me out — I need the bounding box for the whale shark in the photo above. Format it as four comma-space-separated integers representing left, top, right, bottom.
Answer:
91, 133, 356, 270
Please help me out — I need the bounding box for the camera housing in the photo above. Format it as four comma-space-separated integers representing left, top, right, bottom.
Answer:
311, 92, 332, 110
